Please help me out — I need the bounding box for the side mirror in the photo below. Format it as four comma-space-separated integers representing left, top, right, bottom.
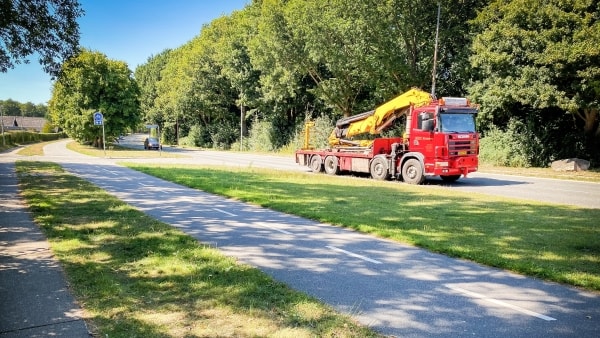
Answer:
422, 118, 434, 131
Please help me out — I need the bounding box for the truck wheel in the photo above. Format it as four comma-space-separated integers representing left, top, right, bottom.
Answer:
402, 158, 425, 184
370, 157, 389, 180
440, 175, 461, 182
324, 156, 340, 175
309, 155, 323, 172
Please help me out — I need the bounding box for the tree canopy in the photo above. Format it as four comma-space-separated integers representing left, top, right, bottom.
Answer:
469, 0, 599, 162
0, 0, 83, 77
0, 99, 47, 117
133, 0, 599, 164
49, 49, 140, 145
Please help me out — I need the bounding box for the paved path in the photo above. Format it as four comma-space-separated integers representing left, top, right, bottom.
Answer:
1, 140, 599, 337
0, 155, 90, 337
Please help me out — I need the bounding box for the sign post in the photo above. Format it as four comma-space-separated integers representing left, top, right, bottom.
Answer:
94, 111, 106, 157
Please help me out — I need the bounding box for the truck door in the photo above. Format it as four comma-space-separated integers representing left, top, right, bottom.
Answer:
409, 109, 436, 162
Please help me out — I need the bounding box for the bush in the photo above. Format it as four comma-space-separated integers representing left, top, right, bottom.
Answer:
209, 122, 237, 150
246, 118, 275, 152
479, 120, 532, 167
0, 131, 62, 147
284, 115, 335, 152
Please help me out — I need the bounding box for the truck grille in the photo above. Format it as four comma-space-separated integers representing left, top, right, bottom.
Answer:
448, 136, 478, 156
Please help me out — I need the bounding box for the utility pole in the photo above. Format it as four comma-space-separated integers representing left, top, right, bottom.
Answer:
431, 2, 441, 98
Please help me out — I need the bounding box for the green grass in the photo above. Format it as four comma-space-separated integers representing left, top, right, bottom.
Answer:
124, 163, 600, 292
16, 161, 382, 338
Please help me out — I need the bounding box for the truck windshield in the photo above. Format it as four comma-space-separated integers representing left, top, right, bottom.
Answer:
438, 113, 476, 133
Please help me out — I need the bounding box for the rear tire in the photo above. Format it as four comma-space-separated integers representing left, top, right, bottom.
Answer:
309, 155, 323, 172
402, 158, 425, 184
370, 156, 389, 180
324, 156, 340, 175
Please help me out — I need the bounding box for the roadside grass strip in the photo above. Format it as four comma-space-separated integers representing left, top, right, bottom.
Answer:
16, 161, 381, 338
125, 164, 600, 292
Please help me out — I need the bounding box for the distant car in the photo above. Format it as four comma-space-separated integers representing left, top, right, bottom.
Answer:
144, 137, 161, 150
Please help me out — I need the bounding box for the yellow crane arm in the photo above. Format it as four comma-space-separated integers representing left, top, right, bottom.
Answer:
328, 88, 432, 146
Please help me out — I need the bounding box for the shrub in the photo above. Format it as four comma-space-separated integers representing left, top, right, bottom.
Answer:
479, 120, 530, 167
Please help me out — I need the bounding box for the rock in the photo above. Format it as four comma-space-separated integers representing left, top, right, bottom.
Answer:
551, 158, 590, 172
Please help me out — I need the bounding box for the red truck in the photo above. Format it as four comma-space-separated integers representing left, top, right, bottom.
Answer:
295, 88, 479, 184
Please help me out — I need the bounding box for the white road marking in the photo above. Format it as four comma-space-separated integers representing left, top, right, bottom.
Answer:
213, 208, 237, 217
257, 222, 293, 235
446, 285, 557, 321
326, 245, 382, 264
102, 169, 119, 176
139, 182, 149, 187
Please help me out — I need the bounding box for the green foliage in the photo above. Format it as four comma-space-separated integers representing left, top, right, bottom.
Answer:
129, 0, 599, 167
0, 100, 47, 117
179, 125, 203, 147
0, 0, 83, 77
1, 131, 61, 145
41, 122, 56, 133
48, 49, 141, 146
469, 0, 600, 162
136, 0, 480, 153
480, 122, 529, 167
134, 49, 172, 127
209, 122, 238, 150
246, 118, 275, 152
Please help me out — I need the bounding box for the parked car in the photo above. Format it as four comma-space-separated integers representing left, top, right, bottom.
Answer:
144, 137, 161, 150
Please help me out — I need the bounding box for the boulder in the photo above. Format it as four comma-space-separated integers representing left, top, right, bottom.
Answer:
550, 158, 590, 172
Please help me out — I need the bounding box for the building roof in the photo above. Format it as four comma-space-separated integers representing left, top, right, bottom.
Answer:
0, 116, 47, 132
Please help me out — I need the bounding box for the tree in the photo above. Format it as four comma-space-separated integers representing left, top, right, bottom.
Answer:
469, 0, 600, 160
135, 49, 172, 126
211, 8, 262, 138
0, 0, 83, 77
0, 99, 21, 116
49, 49, 141, 145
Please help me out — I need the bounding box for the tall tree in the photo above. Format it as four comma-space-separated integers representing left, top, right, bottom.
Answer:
469, 0, 600, 156
212, 8, 262, 137
0, 98, 21, 115
49, 49, 140, 145
0, 0, 83, 77
135, 49, 172, 126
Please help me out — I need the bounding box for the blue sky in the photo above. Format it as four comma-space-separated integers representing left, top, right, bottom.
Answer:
0, 0, 249, 104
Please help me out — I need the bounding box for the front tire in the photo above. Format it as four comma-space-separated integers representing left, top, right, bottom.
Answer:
402, 158, 425, 184
324, 156, 340, 175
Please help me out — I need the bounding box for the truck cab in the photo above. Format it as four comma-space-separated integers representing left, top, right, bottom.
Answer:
405, 97, 479, 183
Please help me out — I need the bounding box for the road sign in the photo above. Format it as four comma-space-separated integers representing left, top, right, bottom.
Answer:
93, 112, 103, 126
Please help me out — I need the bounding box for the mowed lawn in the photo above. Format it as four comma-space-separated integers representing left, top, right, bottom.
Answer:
16, 161, 383, 337
125, 163, 600, 292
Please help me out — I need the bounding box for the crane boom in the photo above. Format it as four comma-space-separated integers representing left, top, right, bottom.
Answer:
328, 88, 432, 146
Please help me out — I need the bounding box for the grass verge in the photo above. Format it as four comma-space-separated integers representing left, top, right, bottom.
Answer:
124, 163, 600, 292
16, 161, 381, 338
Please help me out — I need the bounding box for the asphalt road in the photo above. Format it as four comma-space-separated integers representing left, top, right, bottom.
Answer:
124, 134, 600, 209
4, 139, 594, 337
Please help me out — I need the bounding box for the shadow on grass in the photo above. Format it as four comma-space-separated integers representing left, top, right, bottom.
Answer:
16, 161, 379, 337
131, 165, 600, 291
